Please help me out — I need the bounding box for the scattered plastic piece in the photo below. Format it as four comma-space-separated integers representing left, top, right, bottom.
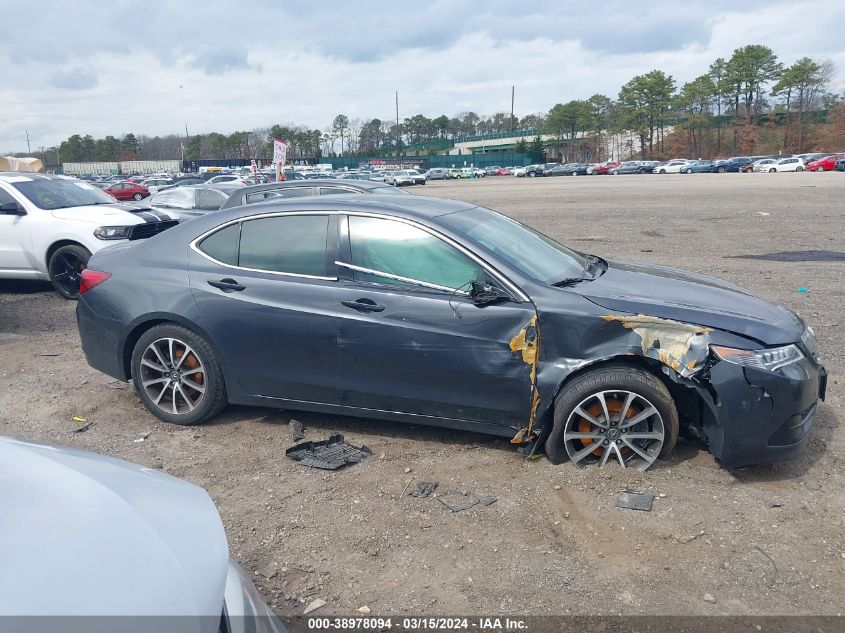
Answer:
72, 421, 94, 433
133, 431, 151, 444
478, 495, 497, 507
289, 419, 305, 441
303, 598, 326, 615
438, 491, 480, 512
798, 287, 809, 293
616, 490, 654, 511
286, 433, 371, 470
410, 481, 438, 498
71, 416, 87, 423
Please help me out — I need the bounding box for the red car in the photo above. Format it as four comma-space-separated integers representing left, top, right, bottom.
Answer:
806, 155, 845, 172
103, 181, 150, 201
494, 167, 512, 176
593, 161, 622, 175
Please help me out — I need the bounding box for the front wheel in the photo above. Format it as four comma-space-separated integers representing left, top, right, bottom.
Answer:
717, 166, 726, 173
610, 170, 618, 175
131, 324, 228, 425
796, 166, 804, 172
816, 166, 825, 172
769, 168, 777, 173
545, 365, 679, 471
528, 172, 536, 177
659, 169, 667, 174
133, 192, 143, 201
48, 244, 91, 299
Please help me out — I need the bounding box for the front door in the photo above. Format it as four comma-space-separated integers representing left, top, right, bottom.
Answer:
334, 214, 536, 429
188, 212, 339, 404
0, 186, 34, 273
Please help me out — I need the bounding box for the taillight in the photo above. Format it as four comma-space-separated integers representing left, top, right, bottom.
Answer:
79, 269, 111, 294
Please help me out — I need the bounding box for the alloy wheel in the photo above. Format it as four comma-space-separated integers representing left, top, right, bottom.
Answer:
49, 251, 86, 297
563, 390, 665, 471
138, 338, 206, 415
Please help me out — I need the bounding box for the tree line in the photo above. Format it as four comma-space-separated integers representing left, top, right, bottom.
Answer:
39, 44, 845, 166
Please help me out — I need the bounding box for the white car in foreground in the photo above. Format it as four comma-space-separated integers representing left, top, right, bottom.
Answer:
0, 173, 176, 298
1, 437, 285, 631
765, 157, 806, 172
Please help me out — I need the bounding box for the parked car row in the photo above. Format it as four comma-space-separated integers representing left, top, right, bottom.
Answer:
0, 172, 407, 299
514, 152, 845, 178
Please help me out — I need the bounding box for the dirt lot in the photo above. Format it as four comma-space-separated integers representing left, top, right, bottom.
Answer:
1, 174, 843, 617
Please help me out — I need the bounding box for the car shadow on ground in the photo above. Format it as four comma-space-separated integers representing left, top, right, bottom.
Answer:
0, 280, 54, 295
207, 405, 521, 455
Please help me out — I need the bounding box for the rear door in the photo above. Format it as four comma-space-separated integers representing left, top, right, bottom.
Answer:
187, 212, 339, 404
333, 213, 536, 428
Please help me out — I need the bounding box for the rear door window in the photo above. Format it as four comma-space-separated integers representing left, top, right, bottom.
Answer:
239, 215, 329, 276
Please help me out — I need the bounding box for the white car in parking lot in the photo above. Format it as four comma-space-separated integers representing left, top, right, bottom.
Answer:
766, 157, 806, 172
653, 160, 691, 174
0, 173, 177, 298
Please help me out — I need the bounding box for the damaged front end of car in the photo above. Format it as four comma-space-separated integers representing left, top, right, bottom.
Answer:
523, 303, 827, 470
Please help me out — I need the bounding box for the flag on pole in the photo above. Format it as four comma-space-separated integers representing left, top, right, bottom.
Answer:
272, 137, 288, 181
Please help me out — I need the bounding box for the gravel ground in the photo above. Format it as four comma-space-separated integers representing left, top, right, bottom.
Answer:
0, 173, 842, 617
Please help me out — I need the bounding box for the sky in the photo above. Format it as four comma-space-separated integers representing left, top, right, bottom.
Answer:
2, 1, 844, 153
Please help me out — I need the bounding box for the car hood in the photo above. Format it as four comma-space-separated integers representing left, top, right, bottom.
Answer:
50, 203, 172, 224
0, 437, 229, 617
579, 259, 803, 345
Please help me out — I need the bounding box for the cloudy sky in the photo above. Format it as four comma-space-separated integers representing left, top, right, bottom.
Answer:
2, 1, 843, 152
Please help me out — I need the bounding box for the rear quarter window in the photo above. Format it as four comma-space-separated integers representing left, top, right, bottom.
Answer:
198, 223, 239, 265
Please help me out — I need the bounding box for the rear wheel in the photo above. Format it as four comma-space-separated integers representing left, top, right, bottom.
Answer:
48, 244, 91, 299
796, 166, 804, 172
610, 170, 618, 175
131, 324, 227, 425
528, 172, 536, 178
133, 192, 143, 200
545, 365, 678, 470
571, 171, 578, 176
717, 166, 726, 173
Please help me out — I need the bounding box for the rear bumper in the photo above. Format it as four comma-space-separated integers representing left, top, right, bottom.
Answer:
702, 354, 826, 468
76, 298, 129, 380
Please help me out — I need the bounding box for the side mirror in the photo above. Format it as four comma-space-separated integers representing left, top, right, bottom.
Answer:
0, 201, 25, 216
469, 281, 510, 306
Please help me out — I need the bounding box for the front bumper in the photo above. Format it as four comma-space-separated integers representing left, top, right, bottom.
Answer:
701, 353, 826, 468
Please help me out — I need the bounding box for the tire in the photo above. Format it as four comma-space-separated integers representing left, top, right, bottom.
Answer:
684, 168, 692, 174
528, 172, 536, 177
816, 166, 824, 172
796, 166, 804, 172
131, 323, 227, 426
48, 244, 91, 299
769, 168, 776, 173
545, 364, 679, 469
133, 192, 143, 201
571, 171, 578, 176
610, 170, 618, 175
659, 169, 666, 174
717, 166, 726, 173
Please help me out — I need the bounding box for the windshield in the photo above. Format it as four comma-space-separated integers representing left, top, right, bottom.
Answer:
13, 178, 119, 210
441, 207, 589, 284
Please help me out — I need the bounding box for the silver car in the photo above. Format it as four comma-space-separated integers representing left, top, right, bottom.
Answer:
0, 436, 285, 632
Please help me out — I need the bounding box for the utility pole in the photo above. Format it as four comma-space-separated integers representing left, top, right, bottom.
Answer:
26, 130, 32, 154
510, 86, 515, 133
395, 91, 400, 156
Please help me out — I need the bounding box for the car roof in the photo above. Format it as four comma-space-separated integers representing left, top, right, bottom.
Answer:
219, 194, 479, 223
0, 172, 76, 181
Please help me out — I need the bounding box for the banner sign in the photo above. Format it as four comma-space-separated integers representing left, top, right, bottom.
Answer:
272, 138, 288, 168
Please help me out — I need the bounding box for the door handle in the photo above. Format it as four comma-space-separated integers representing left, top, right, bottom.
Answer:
341, 298, 385, 312
208, 278, 245, 292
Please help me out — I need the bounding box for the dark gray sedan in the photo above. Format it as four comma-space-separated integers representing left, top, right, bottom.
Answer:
76, 196, 825, 470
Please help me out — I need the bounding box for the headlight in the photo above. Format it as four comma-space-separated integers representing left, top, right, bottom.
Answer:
94, 226, 133, 240
711, 344, 804, 372
800, 326, 817, 356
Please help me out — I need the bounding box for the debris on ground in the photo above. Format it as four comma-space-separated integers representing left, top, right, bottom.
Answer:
616, 491, 654, 512
409, 481, 438, 497
107, 380, 129, 390
676, 530, 706, 544
703, 593, 717, 604
303, 598, 326, 614
133, 431, 151, 444
71, 416, 87, 423
289, 419, 305, 441
72, 421, 94, 433
258, 564, 277, 579
286, 433, 371, 470
437, 491, 497, 512
357, 605, 371, 614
